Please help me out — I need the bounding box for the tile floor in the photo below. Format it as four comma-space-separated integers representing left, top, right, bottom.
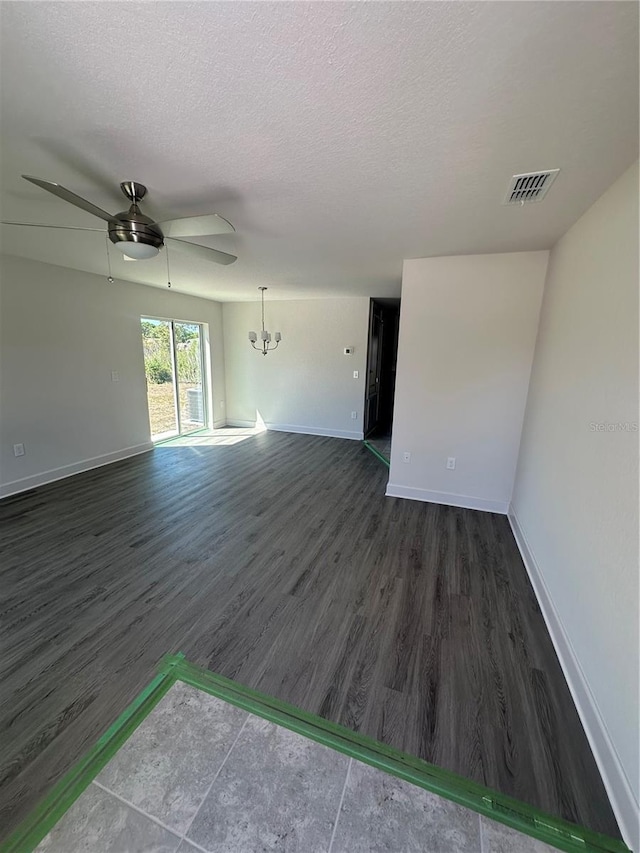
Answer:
367, 435, 392, 462
36, 682, 559, 853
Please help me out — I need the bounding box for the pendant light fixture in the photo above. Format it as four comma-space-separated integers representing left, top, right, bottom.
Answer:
249, 287, 281, 355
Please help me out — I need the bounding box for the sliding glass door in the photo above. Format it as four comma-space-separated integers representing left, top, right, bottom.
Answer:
174, 322, 206, 433
141, 318, 207, 441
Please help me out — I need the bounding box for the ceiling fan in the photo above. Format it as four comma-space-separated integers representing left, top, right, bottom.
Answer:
1, 176, 237, 265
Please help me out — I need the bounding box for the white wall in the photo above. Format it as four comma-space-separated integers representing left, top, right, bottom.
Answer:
0, 254, 226, 496
510, 162, 639, 849
388, 252, 548, 513
222, 298, 369, 439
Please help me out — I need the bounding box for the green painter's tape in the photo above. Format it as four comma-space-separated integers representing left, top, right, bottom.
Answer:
3, 652, 630, 853
363, 439, 390, 467
1, 664, 180, 853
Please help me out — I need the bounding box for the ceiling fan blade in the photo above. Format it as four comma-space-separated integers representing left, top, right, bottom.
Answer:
156, 213, 235, 238
167, 237, 237, 266
22, 175, 116, 224
1, 220, 104, 232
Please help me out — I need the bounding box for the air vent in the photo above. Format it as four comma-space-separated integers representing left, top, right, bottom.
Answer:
504, 169, 559, 205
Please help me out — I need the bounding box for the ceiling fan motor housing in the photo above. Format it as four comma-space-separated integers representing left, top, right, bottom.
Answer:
108, 206, 164, 253
108, 182, 163, 256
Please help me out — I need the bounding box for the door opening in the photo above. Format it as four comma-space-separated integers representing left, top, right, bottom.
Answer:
141, 318, 208, 441
363, 299, 400, 455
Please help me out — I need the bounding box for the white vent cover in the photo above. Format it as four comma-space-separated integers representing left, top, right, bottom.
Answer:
503, 169, 560, 205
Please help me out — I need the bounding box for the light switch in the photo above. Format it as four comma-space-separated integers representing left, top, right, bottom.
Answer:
353, 370, 359, 379
111, 371, 119, 382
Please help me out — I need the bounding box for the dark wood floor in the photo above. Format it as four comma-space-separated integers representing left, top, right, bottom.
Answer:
0, 431, 619, 841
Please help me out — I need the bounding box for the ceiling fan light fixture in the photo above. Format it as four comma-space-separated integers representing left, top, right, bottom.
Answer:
114, 241, 160, 260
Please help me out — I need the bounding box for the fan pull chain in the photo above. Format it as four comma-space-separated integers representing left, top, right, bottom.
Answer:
105, 234, 114, 283
165, 245, 172, 288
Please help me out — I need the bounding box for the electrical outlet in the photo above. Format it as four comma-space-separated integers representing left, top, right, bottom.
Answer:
351, 411, 358, 419
447, 457, 456, 470
111, 370, 119, 382
13, 443, 25, 457
353, 370, 359, 379
402, 451, 411, 463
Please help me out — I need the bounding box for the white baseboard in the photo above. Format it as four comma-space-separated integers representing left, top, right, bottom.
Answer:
224, 419, 257, 428
385, 483, 508, 514
0, 442, 154, 499
224, 420, 363, 441
267, 423, 363, 441
508, 508, 639, 853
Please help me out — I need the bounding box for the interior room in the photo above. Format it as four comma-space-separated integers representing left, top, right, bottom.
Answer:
0, 3, 638, 852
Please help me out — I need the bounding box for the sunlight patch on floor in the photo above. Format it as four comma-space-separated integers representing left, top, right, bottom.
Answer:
156, 426, 264, 448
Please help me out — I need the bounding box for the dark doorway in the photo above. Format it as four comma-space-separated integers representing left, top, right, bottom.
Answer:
363, 298, 400, 443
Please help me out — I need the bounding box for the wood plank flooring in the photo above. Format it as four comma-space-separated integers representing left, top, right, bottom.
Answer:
0, 431, 620, 841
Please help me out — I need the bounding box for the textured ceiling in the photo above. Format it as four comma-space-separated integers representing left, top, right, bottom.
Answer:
0, 1, 638, 301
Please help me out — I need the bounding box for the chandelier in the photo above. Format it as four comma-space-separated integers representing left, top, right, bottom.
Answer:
249, 287, 282, 355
